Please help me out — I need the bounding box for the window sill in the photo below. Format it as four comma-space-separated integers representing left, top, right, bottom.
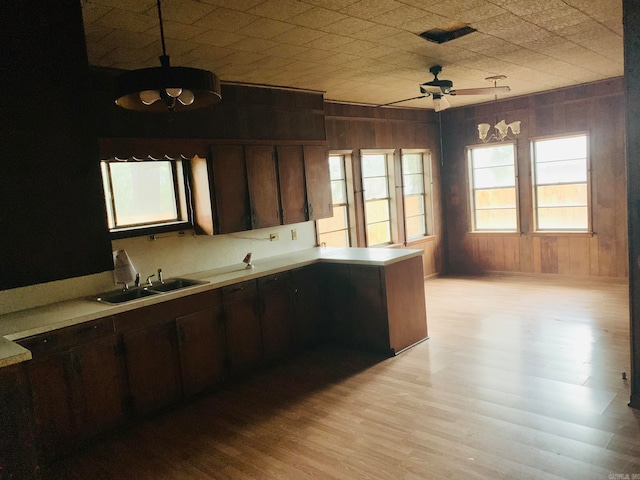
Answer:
110, 222, 192, 240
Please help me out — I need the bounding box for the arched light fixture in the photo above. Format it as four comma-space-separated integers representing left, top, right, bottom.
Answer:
114, 0, 221, 113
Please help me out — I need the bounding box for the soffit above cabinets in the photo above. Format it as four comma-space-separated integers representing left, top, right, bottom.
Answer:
81, 0, 623, 110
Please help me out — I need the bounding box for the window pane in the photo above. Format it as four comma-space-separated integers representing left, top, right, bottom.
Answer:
317, 205, 348, 233
404, 173, 424, 195
406, 215, 426, 238
319, 230, 349, 248
402, 154, 423, 174
328, 155, 345, 181
537, 184, 587, 207
404, 195, 425, 217
475, 187, 516, 209
476, 209, 517, 230
473, 165, 516, 188
472, 144, 515, 168
469, 144, 517, 232
367, 222, 391, 246
365, 199, 390, 223
363, 177, 389, 200
109, 161, 178, 227
537, 206, 588, 230
534, 136, 587, 162
362, 154, 387, 176
331, 179, 346, 204
535, 158, 587, 184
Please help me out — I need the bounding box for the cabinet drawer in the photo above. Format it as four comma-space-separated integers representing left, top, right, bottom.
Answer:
258, 272, 291, 293
222, 280, 257, 302
170, 289, 222, 316
18, 316, 114, 358
113, 302, 172, 333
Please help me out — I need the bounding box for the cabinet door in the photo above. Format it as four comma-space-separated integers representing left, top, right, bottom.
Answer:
303, 145, 332, 220
176, 306, 227, 398
259, 273, 294, 362
122, 321, 182, 416
70, 335, 127, 439
245, 145, 281, 229
349, 267, 390, 353
292, 266, 327, 350
26, 353, 76, 462
210, 145, 251, 234
223, 283, 263, 375
277, 145, 307, 224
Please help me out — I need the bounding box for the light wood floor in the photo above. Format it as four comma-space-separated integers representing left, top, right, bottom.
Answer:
45, 274, 640, 480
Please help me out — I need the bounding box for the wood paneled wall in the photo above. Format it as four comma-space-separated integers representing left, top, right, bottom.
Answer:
90, 67, 326, 142
440, 78, 627, 280
324, 102, 445, 276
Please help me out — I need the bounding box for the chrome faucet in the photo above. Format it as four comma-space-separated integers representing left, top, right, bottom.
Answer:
146, 274, 155, 286
134, 273, 141, 287
117, 281, 129, 292
158, 268, 164, 284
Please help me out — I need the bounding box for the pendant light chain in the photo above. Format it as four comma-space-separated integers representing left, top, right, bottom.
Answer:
156, 0, 168, 60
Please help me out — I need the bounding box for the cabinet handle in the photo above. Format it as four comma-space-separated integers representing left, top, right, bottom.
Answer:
309, 203, 314, 217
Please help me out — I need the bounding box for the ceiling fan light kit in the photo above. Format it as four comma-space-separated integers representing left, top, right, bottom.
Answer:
114, 0, 221, 113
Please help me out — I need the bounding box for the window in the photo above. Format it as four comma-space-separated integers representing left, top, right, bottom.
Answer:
468, 143, 518, 231
317, 154, 351, 247
401, 151, 432, 239
101, 159, 190, 236
362, 152, 393, 246
531, 134, 589, 231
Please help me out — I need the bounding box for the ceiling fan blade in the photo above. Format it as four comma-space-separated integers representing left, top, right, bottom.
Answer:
449, 86, 511, 96
376, 94, 428, 107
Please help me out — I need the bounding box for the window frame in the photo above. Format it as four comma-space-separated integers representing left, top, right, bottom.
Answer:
316, 152, 355, 247
530, 132, 592, 233
361, 149, 397, 247
467, 141, 520, 233
100, 158, 192, 239
400, 149, 434, 241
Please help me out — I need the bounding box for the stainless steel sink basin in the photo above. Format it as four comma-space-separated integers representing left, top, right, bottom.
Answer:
95, 287, 160, 305
148, 278, 208, 293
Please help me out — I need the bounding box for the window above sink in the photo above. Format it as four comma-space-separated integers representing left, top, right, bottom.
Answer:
100, 158, 192, 239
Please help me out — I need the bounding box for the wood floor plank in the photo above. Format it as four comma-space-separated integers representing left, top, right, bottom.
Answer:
43, 274, 640, 480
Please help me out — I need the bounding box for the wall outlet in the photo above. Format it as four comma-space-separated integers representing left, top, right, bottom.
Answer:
291, 228, 297, 240
269, 233, 279, 241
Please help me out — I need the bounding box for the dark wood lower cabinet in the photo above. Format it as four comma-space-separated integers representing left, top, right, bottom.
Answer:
259, 273, 294, 363
291, 264, 327, 350
0, 363, 38, 479
121, 320, 182, 416
176, 306, 226, 397
18, 321, 127, 463
223, 280, 263, 375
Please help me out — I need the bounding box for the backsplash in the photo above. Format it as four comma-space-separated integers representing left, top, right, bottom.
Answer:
0, 222, 315, 316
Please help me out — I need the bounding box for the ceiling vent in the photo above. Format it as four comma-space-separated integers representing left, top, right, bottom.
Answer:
419, 23, 477, 44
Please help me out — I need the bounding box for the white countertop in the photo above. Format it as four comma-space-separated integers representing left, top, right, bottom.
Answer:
0, 247, 422, 367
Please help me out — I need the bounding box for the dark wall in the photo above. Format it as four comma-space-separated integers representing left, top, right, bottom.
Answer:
440, 78, 627, 279
0, 0, 113, 290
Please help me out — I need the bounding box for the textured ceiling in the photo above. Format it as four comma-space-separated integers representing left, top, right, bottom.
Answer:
81, 0, 623, 110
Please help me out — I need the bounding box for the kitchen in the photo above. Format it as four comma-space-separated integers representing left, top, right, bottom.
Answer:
1, 0, 640, 478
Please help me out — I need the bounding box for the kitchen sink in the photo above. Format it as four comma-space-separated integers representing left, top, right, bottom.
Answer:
95, 287, 160, 304
147, 278, 208, 293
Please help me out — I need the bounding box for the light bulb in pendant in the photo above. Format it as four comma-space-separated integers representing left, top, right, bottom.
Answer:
139, 90, 161, 105
177, 89, 195, 106
165, 88, 182, 98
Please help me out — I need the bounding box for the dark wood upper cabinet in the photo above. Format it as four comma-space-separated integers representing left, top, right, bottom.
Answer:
277, 146, 307, 225
245, 146, 281, 229
210, 145, 251, 234
303, 145, 332, 220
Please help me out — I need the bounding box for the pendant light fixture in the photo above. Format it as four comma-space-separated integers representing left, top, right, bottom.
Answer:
114, 0, 221, 113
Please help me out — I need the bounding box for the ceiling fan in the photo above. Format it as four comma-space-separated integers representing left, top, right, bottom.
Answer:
378, 65, 511, 112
